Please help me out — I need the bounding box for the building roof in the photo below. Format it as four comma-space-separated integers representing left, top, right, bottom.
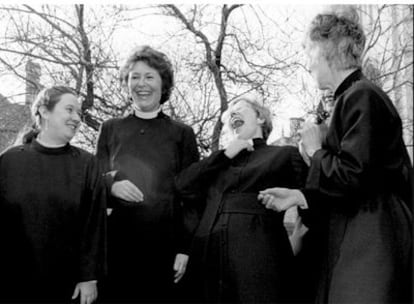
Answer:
0, 97, 31, 152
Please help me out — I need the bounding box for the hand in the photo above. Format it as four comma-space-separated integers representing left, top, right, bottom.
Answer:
258, 187, 304, 212
224, 138, 254, 159
72, 281, 97, 304
173, 253, 189, 283
299, 121, 327, 157
111, 180, 144, 203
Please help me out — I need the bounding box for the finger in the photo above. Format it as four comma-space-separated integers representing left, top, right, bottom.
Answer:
72, 286, 79, 300
124, 183, 144, 202
80, 291, 86, 304
173, 258, 180, 271
174, 266, 186, 283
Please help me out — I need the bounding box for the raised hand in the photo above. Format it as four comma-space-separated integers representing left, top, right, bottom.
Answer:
224, 138, 254, 159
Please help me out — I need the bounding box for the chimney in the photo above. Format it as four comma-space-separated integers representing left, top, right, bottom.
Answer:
25, 60, 41, 106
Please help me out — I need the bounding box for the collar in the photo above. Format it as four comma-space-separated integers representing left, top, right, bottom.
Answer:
132, 103, 161, 119
32, 138, 71, 155
334, 69, 364, 100
252, 137, 266, 148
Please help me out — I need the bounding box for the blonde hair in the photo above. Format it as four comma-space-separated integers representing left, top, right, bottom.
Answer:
222, 94, 273, 140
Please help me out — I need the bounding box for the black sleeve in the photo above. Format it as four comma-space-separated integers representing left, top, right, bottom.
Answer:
95, 121, 115, 190
289, 147, 309, 189
78, 155, 107, 282
174, 126, 200, 254
175, 150, 231, 203
303, 87, 383, 207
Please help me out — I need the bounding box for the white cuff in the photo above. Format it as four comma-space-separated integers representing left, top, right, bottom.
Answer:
297, 191, 308, 209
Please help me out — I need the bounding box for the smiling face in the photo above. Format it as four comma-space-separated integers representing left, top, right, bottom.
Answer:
40, 93, 81, 144
128, 61, 162, 112
225, 99, 264, 140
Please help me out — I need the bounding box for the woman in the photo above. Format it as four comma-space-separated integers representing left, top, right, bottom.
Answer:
176, 96, 308, 303
0, 86, 106, 304
96, 45, 199, 302
260, 7, 413, 303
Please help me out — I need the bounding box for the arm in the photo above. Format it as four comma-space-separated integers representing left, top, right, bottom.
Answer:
77, 155, 107, 302
304, 88, 383, 203
95, 122, 143, 205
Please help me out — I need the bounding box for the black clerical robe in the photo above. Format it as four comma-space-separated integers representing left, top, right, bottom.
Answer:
96, 112, 199, 301
0, 140, 106, 302
176, 139, 308, 303
302, 69, 413, 303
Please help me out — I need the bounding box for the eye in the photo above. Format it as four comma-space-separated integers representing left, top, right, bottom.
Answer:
66, 107, 73, 113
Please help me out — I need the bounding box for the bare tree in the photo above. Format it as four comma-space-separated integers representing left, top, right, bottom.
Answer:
0, 4, 128, 149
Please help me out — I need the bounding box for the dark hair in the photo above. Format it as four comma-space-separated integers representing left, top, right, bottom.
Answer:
305, 6, 365, 70
18, 86, 76, 144
119, 45, 174, 104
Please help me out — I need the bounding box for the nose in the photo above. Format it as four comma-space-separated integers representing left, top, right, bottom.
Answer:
72, 111, 81, 123
137, 76, 146, 87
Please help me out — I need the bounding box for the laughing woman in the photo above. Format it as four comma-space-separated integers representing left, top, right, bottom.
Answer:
96, 45, 199, 302
176, 96, 308, 303
0, 86, 106, 304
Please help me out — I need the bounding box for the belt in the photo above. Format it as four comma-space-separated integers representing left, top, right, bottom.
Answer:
219, 192, 274, 216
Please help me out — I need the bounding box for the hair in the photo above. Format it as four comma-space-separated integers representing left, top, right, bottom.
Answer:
222, 94, 273, 140
119, 45, 174, 104
18, 86, 76, 144
305, 5, 366, 70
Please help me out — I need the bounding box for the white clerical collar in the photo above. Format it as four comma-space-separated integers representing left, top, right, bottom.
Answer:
132, 103, 161, 119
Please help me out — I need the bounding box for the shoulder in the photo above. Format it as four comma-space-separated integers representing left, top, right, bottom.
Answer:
68, 145, 96, 162
161, 114, 195, 135
101, 116, 131, 129
0, 144, 28, 159
341, 78, 390, 112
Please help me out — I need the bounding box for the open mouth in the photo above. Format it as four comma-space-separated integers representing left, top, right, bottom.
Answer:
230, 117, 244, 129
136, 91, 152, 98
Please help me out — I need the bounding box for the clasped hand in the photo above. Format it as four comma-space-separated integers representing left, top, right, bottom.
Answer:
258, 187, 304, 212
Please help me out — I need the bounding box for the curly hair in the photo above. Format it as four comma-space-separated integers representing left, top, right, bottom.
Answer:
222, 94, 273, 140
306, 6, 366, 70
119, 45, 174, 104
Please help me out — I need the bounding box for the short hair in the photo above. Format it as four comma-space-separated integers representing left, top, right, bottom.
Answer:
305, 6, 366, 70
222, 94, 273, 140
119, 45, 174, 104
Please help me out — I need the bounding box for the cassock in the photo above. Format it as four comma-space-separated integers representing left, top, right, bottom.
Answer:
176, 138, 308, 303
96, 112, 199, 301
0, 140, 106, 302
301, 69, 413, 304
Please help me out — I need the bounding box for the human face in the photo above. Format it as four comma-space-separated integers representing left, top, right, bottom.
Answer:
225, 100, 264, 140
306, 43, 334, 91
41, 93, 81, 145
128, 61, 162, 112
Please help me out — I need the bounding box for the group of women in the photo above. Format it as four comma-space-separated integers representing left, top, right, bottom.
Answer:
0, 6, 412, 304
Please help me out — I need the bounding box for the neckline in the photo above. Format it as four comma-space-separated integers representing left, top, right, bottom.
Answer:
31, 139, 71, 155
334, 69, 363, 100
